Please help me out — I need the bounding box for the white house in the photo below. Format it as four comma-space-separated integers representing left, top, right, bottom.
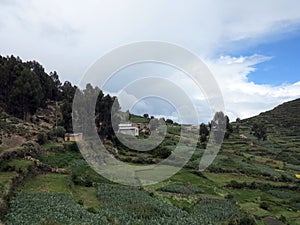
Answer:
118, 123, 139, 136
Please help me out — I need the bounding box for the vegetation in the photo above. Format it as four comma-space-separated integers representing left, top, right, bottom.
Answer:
252, 122, 267, 141
159, 184, 205, 195
1, 56, 300, 224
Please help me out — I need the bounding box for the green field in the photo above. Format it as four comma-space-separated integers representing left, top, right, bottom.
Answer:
1, 99, 300, 224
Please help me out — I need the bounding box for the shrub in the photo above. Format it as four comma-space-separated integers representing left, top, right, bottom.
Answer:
47, 126, 66, 140
259, 201, 270, 211
151, 147, 171, 158
87, 207, 97, 214
37, 133, 48, 145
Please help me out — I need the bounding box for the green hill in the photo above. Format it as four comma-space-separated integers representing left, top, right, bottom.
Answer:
243, 98, 300, 136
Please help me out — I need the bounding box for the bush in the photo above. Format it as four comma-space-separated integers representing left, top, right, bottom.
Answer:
87, 207, 97, 214
259, 201, 270, 211
151, 147, 171, 158
225, 194, 235, 201
77, 199, 84, 205
37, 133, 48, 145
279, 215, 287, 223
227, 216, 256, 225
65, 142, 79, 152
47, 126, 66, 140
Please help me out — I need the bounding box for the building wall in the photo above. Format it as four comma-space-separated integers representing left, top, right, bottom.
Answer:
118, 127, 139, 136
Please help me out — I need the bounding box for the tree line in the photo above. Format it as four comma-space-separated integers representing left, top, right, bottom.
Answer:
0, 55, 120, 139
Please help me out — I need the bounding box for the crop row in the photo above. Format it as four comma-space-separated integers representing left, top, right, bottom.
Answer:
5, 185, 242, 225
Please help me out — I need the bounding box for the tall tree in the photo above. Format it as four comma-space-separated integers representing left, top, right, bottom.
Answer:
225, 115, 233, 139
252, 122, 267, 141
199, 123, 209, 142
8, 68, 43, 120
211, 111, 226, 144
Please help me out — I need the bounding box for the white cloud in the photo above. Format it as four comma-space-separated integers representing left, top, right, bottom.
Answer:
1, 0, 300, 121
205, 55, 300, 120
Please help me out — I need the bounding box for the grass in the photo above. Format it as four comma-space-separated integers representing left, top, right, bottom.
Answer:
1, 98, 300, 224
202, 172, 288, 187
21, 173, 73, 193
6, 159, 34, 172
0, 146, 7, 152
165, 169, 218, 196
20, 172, 100, 209
0, 171, 18, 190
71, 185, 99, 209
228, 188, 300, 224
153, 192, 199, 210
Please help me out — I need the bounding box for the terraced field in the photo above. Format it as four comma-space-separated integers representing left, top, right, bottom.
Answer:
1, 98, 300, 224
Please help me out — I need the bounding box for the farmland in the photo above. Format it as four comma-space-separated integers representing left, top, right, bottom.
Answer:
0, 98, 300, 224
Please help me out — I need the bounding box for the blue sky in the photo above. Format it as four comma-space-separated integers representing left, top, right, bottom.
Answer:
1, 0, 300, 122
234, 32, 300, 85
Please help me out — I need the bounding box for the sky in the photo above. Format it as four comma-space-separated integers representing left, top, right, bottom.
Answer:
1, 0, 300, 123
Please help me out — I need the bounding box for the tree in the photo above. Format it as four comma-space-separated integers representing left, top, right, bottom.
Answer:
37, 133, 48, 145
61, 81, 76, 103
149, 118, 159, 132
236, 117, 241, 134
8, 68, 43, 120
211, 111, 226, 144
252, 122, 267, 141
60, 100, 73, 132
0, 56, 64, 119
199, 123, 209, 142
166, 119, 173, 124
50, 71, 62, 100
224, 115, 233, 139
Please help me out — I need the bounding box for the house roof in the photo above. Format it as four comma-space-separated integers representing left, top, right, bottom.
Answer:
119, 127, 138, 130
119, 123, 132, 127
65, 133, 82, 137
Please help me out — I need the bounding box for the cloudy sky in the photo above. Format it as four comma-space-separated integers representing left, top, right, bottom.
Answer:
1, 0, 300, 123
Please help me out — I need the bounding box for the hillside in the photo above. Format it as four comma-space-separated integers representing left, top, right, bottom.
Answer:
243, 98, 300, 136
0, 91, 300, 225
239, 98, 300, 167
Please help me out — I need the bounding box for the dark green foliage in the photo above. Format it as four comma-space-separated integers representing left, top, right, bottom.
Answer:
0, 56, 61, 120
259, 201, 271, 211
267, 190, 295, 199
279, 215, 287, 223
97, 184, 242, 224
166, 119, 173, 124
199, 123, 209, 142
47, 126, 66, 140
225, 115, 234, 139
4, 186, 242, 225
151, 146, 172, 158
4, 193, 108, 225
60, 100, 73, 132
211, 111, 226, 143
243, 98, 300, 136
227, 216, 256, 225
160, 184, 205, 194
72, 83, 121, 139
37, 133, 48, 145
190, 199, 243, 223
252, 122, 267, 141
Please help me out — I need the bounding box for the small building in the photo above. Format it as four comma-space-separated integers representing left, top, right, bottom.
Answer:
118, 123, 139, 136
239, 134, 248, 139
64, 133, 83, 142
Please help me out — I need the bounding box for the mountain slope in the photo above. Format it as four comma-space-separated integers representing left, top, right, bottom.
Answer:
243, 98, 300, 136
